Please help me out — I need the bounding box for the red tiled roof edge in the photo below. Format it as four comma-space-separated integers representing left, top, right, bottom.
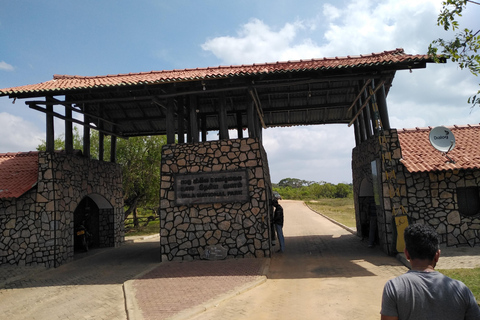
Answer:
396, 124, 480, 133
397, 124, 480, 173
0, 48, 431, 96
0, 151, 39, 200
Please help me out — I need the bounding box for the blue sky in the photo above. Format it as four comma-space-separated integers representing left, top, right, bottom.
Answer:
1, 0, 479, 184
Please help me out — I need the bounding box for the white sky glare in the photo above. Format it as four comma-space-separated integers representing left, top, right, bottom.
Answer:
1, 0, 479, 184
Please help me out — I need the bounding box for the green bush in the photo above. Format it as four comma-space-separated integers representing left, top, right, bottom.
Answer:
273, 179, 352, 201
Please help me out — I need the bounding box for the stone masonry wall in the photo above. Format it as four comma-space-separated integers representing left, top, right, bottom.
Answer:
353, 130, 480, 255
404, 169, 480, 247
0, 152, 124, 267
352, 134, 395, 254
160, 138, 272, 261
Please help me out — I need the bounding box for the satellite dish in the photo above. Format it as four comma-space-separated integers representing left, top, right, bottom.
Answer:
429, 126, 456, 153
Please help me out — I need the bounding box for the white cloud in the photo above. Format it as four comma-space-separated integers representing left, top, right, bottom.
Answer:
0, 61, 14, 71
263, 125, 355, 183
200, 0, 443, 63
201, 18, 309, 64
0, 112, 44, 152
319, 0, 441, 56
199, 0, 478, 184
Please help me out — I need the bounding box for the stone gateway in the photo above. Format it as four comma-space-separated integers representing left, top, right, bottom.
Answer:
160, 138, 273, 261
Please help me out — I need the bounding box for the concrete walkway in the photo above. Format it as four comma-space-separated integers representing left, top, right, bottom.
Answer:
1, 200, 479, 320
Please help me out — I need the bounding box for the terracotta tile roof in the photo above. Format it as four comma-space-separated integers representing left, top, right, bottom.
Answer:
397, 124, 480, 173
0, 48, 430, 96
0, 152, 39, 199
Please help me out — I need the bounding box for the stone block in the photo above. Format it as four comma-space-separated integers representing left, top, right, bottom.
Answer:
218, 220, 231, 231
447, 211, 461, 225
464, 229, 476, 240
236, 233, 247, 247
440, 191, 452, 199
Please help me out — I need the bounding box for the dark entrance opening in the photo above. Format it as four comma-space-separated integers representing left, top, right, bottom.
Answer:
74, 196, 100, 252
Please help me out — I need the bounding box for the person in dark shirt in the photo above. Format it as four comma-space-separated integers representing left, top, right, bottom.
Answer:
272, 199, 284, 253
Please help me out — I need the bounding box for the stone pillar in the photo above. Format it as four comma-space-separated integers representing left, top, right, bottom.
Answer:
160, 138, 272, 261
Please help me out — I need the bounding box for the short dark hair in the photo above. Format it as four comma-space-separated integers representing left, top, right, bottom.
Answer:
404, 224, 439, 261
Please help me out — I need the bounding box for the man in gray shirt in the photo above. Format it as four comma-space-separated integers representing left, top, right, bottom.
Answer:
381, 223, 480, 320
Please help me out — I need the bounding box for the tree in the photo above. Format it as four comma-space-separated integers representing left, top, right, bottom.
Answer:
428, 0, 480, 107
37, 127, 84, 151
278, 178, 314, 188
116, 135, 167, 226
334, 183, 351, 198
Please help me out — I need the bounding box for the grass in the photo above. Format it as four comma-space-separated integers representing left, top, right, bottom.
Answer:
305, 198, 356, 228
437, 268, 480, 305
125, 220, 159, 237
124, 208, 160, 237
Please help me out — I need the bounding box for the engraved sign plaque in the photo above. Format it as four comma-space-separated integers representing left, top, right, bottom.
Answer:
201, 245, 228, 260
174, 170, 249, 205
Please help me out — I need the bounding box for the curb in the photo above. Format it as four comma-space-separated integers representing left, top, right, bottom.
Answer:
124, 280, 143, 320
124, 263, 163, 320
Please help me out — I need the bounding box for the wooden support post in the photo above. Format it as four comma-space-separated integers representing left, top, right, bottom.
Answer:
189, 96, 199, 143
362, 87, 373, 138
247, 102, 256, 138
110, 136, 117, 163
83, 111, 90, 158
236, 111, 243, 139
256, 110, 263, 141
46, 97, 55, 153
353, 120, 360, 146
201, 114, 207, 142
353, 104, 361, 146
377, 83, 391, 130
177, 99, 185, 143
64, 104, 73, 154
218, 94, 229, 140
166, 98, 175, 144
99, 132, 104, 161
357, 95, 368, 142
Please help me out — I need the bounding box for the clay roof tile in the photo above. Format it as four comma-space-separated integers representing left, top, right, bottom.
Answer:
0, 152, 39, 199
0, 49, 431, 96
397, 125, 480, 173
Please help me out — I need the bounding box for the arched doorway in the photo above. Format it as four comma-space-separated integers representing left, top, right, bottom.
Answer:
357, 178, 378, 246
74, 194, 114, 252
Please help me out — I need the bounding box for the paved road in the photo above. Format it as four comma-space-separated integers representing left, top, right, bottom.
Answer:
0, 237, 160, 320
186, 200, 407, 320
1, 200, 479, 320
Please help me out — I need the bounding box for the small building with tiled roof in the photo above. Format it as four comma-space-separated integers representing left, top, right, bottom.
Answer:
397, 124, 480, 173
353, 124, 480, 253
0, 151, 124, 267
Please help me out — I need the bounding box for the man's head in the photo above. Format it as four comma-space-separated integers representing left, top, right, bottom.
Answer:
271, 198, 279, 206
404, 223, 439, 261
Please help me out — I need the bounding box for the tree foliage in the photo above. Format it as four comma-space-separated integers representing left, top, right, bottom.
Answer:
428, 0, 480, 107
116, 135, 167, 225
277, 178, 315, 188
37, 127, 84, 151
273, 178, 352, 200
